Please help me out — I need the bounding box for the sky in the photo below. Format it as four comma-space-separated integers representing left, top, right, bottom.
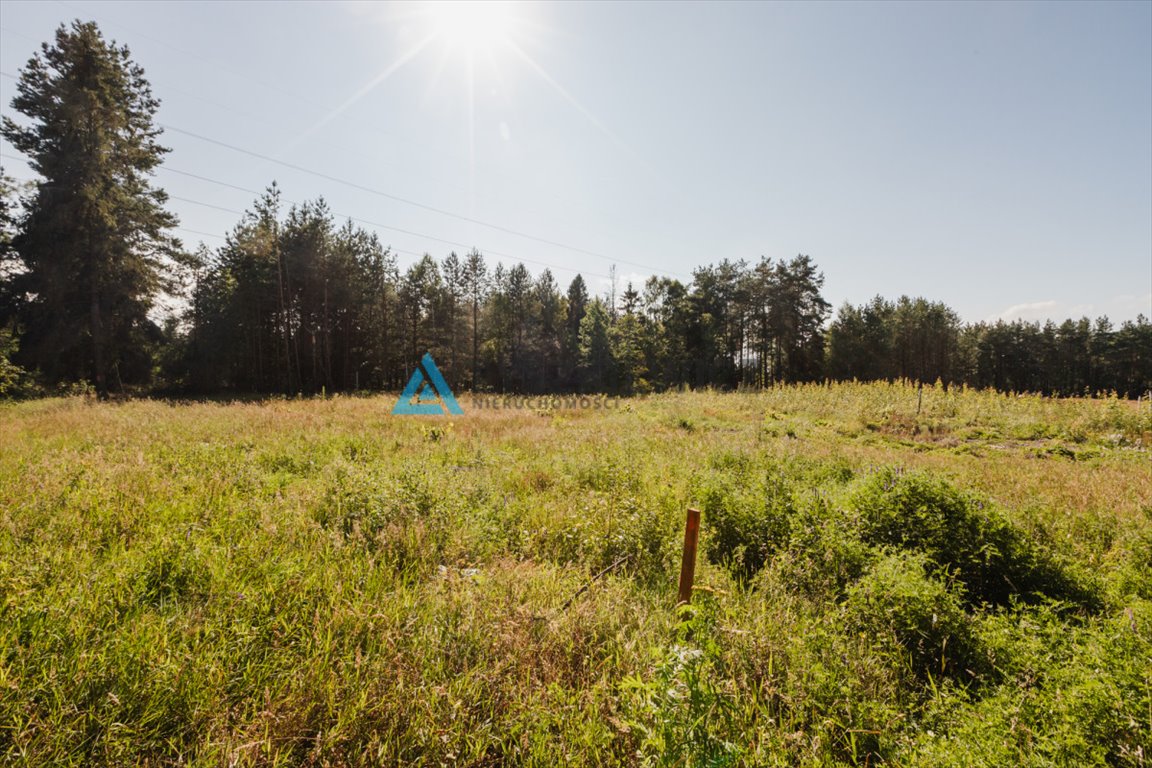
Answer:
1, 0, 1149, 325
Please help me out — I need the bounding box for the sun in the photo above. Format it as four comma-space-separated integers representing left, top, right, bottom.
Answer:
427, 0, 516, 53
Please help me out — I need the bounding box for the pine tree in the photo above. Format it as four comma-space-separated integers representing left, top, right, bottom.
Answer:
532, 269, 564, 392
441, 251, 466, 380
463, 249, 488, 390
562, 275, 588, 386
578, 298, 613, 392
2, 21, 179, 396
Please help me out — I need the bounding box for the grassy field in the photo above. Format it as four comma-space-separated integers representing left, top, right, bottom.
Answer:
1, 383, 1150, 766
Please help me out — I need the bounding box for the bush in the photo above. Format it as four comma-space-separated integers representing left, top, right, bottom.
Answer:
849, 469, 1099, 609
767, 509, 876, 600
620, 605, 743, 767
845, 551, 985, 683
699, 470, 793, 580
0, 326, 38, 399
916, 600, 1152, 766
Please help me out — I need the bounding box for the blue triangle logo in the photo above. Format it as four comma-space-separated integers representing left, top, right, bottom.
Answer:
393, 353, 464, 415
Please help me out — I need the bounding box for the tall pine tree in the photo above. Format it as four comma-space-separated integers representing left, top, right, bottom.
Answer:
2, 21, 179, 396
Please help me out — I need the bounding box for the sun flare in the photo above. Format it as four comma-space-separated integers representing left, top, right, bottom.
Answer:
427, 0, 515, 53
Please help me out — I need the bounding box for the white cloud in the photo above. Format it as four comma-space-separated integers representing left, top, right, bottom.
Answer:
989, 294, 1152, 324
991, 300, 1058, 322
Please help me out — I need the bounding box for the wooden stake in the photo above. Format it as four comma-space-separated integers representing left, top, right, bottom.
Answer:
678, 507, 701, 605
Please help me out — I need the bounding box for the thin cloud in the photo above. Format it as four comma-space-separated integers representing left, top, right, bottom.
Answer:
989, 294, 1151, 324
992, 300, 1058, 322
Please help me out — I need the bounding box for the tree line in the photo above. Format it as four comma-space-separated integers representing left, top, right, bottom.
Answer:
826, 296, 1150, 398
174, 189, 833, 396
1, 21, 1149, 400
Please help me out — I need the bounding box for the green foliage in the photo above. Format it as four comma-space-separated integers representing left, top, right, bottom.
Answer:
828, 297, 1152, 399
697, 443, 1106, 618
697, 456, 1106, 615
699, 466, 794, 580
2, 21, 180, 396
578, 297, 614, 391
1113, 520, 1152, 601
0, 325, 37, 397
186, 189, 400, 395
850, 468, 1100, 609
768, 507, 875, 600
912, 600, 1152, 766
621, 606, 742, 767
845, 551, 985, 683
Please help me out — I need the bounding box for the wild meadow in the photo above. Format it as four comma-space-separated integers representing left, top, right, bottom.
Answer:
1, 382, 1150, 766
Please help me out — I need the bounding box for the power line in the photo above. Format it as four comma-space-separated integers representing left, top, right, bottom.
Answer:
159, 124, 672, 277
2, 84, 668, 282
167, 194, 239, 217
167, 186, 610, 279
150, 164, 617, 278
176, 226, 225, 241
3, 13, 675, 282
12, 11, 637, 230
10, 59, 665, 277
2, 150, 613, 278
2, 18, 683, 282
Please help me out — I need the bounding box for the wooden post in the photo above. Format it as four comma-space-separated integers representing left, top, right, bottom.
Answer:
677, 507, 701, 605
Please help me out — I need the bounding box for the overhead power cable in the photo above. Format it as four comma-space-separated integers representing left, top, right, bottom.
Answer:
3, 56, 682, 280
158, 165, 617, 278
167, 189, 611, 279
1, 150, 612, 279
158, 124, 675, 278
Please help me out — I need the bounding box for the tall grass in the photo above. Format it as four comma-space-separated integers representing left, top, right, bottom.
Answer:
1, 383, 1149, 765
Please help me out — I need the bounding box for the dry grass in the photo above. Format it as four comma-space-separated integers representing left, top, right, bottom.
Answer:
0, 384, 1149, 766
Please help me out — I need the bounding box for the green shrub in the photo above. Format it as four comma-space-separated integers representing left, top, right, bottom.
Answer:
620, 606, 742, 767
845, 551, 985, 683
850, 469, 1099, 609
768, 509, 876, 600
0, 326, 39, 399
599, 495, 678, 584
918, 600, 1152, 766
699, 470, 793, 580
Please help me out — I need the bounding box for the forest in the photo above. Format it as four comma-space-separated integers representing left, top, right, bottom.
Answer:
1, 21, 1149, 400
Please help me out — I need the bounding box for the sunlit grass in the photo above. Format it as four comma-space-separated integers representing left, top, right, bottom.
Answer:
1, 383, 1149, 765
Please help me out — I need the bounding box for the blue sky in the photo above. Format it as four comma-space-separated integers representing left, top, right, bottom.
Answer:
1, 0, 1149, 324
